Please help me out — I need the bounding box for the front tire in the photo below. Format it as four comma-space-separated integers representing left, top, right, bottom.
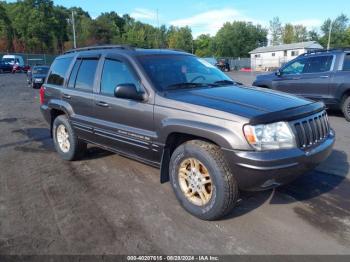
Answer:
53, 115, 87, 160
342, 96, 350, 122
169, 140, 238, 220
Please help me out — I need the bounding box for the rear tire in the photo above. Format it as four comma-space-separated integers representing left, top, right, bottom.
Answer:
342, 96, 350, 122
169, 140, 239, 220
53, 115, 87, 161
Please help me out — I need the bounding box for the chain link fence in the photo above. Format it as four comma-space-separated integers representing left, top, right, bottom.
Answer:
251, 57, 291, 71
203, 57, 251, 70
0, 52, 57, 66
223, 57, 251, 70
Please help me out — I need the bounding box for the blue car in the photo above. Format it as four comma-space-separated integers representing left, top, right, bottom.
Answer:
0, 61, 13, 73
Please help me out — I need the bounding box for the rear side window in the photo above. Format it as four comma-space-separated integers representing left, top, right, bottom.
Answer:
343, 54, 350, 71
304, 56, 333, 73
74, 59, 98, 90
100, 59, 140, 96
47, 57, 73, 86
67, 60, 81, 88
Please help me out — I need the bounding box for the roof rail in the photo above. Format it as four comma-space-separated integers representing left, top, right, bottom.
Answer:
300, 47, 350, 56
64, 45, 135, 54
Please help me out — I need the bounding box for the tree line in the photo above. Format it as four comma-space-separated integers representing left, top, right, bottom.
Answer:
0, 0, 349, 58
0, 0, 267, 57
269, 15, 350, 48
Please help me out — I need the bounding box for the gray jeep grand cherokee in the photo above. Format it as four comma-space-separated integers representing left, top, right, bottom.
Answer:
40, 45, 335, 220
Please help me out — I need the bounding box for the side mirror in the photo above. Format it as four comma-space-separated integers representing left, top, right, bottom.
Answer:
114, 83, 146, 101
275, 70, 282, 77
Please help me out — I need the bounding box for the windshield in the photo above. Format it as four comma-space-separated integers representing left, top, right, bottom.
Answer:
2, 58, 14, 64
32, 67, 49, 74
137, 54, 234, 91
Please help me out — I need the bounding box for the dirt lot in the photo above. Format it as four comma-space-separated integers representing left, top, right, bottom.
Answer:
0, 73, 350, 255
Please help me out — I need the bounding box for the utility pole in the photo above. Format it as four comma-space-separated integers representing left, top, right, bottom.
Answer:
72, 10, 77, 49
156, 9, 159, 48
327, 20, 333, 50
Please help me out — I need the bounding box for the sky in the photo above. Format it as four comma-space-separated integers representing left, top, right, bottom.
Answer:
10, 0, 350, 37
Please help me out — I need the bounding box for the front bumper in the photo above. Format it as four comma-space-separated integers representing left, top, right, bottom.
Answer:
223, 130, 335, 191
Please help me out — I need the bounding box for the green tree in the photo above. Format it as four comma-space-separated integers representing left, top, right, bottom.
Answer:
320, 14, 349, 48
0, 2, 13, 51
6, 0, 58, 52
52, 6, 69, 53
308, 30, 320, 42
215, 21, 267, 57
294, 25, 308, 42
167, 26, 193, 53
282, 23, 295, 44
194, 34, 213, 57
269, 17, 283, 45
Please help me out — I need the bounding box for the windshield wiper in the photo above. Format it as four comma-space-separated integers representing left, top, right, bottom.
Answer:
212, 80, 236, 86
165, 82, 214, 90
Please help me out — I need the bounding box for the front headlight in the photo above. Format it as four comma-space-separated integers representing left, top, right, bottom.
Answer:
34, 78, 43, 83
243, 122, 296, 151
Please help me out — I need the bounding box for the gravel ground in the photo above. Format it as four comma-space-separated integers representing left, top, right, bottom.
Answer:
0, 73, 349, 255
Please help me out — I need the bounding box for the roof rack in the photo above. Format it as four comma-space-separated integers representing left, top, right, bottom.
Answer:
64, 45, 135, 54
300, 47, 350, 56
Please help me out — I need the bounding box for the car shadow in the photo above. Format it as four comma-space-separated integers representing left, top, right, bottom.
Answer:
327, 109, 344, 118
224, 150, 349, 220
10, 128, 113, 160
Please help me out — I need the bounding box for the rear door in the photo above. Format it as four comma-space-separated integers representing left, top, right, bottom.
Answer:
63, 55, 100, 141
328, 52, 350, 106
92, 55, 157, 163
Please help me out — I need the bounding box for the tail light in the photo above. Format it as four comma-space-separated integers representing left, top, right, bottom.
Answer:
39, 86, 45, 104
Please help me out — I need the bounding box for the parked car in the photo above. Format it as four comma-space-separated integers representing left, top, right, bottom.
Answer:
202, 57, 218, 66
2, 54, 24, 67
0, 61, 13, 73
216, 58, 230, 72
27, 65, 49, 88
40, 45, 334, 220
253, 49, 350, 121
12, 64, 30, 73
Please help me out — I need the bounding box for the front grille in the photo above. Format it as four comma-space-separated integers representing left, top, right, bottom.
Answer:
292, 111, 330, 148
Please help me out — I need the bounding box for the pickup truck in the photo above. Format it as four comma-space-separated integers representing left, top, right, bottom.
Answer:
253, 49, 350, 121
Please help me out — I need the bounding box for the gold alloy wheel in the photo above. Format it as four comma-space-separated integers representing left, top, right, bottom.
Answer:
56, 124, 70, 153
178, 158, 213, 206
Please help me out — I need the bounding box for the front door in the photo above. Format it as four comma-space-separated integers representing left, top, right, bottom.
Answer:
92, 56, 157, 163
272, 57, 307, 95
296, 55, 334, 102
272, 55, 333, 102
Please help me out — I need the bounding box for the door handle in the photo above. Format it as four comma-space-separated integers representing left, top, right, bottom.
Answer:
62, 93, 71, 99
96, 101, 109, 107
320, 75, 329, 78
292, 77, 301, 80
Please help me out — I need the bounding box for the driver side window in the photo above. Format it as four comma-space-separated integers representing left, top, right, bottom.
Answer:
100, 59, 141, 96
282, 59, 306, 75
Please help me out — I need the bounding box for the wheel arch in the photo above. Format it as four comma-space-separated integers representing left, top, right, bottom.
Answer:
47, 100, 73, 137
159, 121, 240, 184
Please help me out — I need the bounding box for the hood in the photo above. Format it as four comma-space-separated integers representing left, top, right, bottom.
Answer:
163, 85, 316, 120
256, 72, 275, 80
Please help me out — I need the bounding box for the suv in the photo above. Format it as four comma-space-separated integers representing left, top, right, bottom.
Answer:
40, 45, 335, 220
253, 49, 350, 121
